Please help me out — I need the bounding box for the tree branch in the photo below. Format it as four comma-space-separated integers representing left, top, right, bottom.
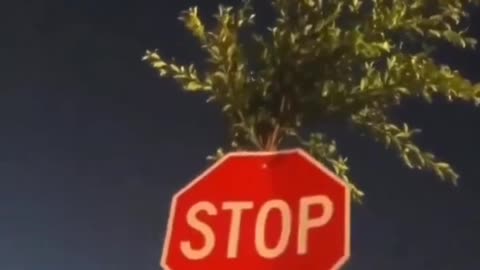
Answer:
351, 107, 459, 184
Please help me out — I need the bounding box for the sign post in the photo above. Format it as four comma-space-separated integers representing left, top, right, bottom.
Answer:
161, 149, 350, 270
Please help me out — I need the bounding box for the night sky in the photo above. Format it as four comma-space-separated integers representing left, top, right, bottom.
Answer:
1, 1, 479, 269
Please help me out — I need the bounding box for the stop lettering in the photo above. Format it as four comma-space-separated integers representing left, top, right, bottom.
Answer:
161, 149, 350, 270
181, 195, 334, 260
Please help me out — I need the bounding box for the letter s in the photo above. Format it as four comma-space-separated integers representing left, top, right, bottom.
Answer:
180, 201, 217, 260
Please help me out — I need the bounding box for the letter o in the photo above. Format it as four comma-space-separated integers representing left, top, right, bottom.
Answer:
255, 200, 292, 259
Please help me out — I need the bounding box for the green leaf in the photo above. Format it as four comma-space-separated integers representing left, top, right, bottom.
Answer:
223, 104, 232, 111
186, 81, 204, 91
170, 64, 180, 73
212, 71, 228, 84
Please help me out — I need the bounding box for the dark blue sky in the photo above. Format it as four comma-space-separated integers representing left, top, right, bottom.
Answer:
0, 1, 479, 269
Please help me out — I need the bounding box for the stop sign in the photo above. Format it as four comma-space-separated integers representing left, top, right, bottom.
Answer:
161, 149, 350, 270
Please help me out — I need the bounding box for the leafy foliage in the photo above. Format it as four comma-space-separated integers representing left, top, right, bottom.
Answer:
143, 0, 480, 202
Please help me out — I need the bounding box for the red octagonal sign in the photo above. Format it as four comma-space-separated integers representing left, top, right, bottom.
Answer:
161, 149, 351, 270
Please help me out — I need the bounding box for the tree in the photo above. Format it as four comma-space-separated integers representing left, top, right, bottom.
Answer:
143, 0, 480, 202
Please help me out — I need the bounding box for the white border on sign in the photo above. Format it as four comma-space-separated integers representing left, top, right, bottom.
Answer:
160, 148, 351, 270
